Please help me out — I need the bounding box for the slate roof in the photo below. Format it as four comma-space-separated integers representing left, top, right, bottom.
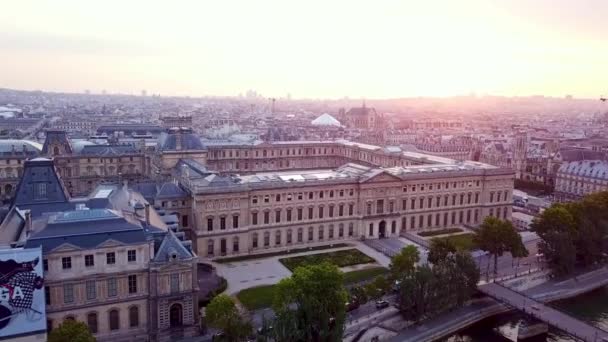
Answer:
79, 144, 139, 156
157, 129, 206, 151
558, 148, 607, 162
13, 158, 70, 209
42, 130, 72, 154
0, 139, 42, 155
559, 160, 608, 179
153, 229, 194, 262
156, 182, 188, 199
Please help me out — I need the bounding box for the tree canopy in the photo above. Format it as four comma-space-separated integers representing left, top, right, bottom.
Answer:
475, 216, 527, 279
532, 192, 608, 276
428, 238, 457, 265
206, 294, 252, 341
396, 248, 479, 322
273, 262, 348, 342
48, 320, 95, 342
389, 245, 420, 280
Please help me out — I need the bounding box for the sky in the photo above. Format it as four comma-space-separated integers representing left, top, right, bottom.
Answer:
1, 0, 607, 99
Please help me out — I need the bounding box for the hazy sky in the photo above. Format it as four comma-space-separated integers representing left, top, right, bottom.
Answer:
1, 0, 607, 99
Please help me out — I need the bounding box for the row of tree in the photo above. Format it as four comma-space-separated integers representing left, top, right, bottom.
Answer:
532, 191, 608, 276
391, 244, 479, 322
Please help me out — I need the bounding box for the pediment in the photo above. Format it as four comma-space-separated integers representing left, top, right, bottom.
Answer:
362, 172, 402, 183
50, 242, 82, 253
95, 239, 126, 249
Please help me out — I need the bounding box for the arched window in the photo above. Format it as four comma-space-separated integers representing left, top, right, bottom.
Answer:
87, 312, 98, 333
275, 230, 281, 246
109, 309, 119, 331
129, 306, 139, 327
53, 146, 60, 156
170, 303, 183, 327
252, 233, 258, 248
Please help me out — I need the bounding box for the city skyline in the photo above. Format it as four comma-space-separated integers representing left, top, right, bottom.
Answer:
2, 0, 608, 99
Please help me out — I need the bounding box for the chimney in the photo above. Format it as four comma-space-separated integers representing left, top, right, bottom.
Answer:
144, 203, 150, 225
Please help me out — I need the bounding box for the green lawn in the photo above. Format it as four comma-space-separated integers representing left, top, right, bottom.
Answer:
433, 233, 478, 251
343, 267, 388, 284
279, 249, 375, 271
236, 266, 388, 310
418, 228, 463, 237
215, 243, 350, 263
236, 285, 277, 310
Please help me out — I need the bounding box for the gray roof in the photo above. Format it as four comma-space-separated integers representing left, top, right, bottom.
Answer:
153, 230, 193, 262
558, 148, 607, 162
42, 130, 72, 154
79, 144, 139, 156
559, 160, 608, 179
157, 129, 206, 151
0, 139, 42, 155
156, 182, 188, 199
13, 158, 70, 211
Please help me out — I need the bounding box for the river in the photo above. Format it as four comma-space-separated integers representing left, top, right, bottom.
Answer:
443, 286, 608, 342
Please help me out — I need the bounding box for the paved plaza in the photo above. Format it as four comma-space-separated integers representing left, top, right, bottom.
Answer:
212, 242, 391, 294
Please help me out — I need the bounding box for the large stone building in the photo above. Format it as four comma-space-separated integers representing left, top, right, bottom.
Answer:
554, 160, 608, 202
0, 158, 199, 342
42, 130, 150, 196
171, 141, 514, 258
0, 139, 41, 201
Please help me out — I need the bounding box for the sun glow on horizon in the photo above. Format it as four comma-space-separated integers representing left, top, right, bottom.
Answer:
1, 0, 607, 99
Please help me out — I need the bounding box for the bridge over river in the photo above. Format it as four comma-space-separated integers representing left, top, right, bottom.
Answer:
478, 282, 608, 342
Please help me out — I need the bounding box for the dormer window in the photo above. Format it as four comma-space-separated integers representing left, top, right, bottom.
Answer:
35, 183, 47, 200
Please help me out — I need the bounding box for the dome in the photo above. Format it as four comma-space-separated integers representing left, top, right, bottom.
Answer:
311, 113, 341, 127
157, 129, 206, 151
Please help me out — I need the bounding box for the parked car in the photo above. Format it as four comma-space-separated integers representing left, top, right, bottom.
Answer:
346, 300, 360, 312
375, 300, 390, 309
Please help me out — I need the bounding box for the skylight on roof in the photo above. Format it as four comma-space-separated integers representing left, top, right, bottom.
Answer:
279, 174, 305, 181
93, 189, 113, 198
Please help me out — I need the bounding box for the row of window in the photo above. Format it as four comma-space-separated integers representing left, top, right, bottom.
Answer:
402, 180, 481, 193
46, 275, 140, 306
48, 306, 140, 334
53, 250, 137, 271
252, 189, 356, 204
207, 223, 356, 256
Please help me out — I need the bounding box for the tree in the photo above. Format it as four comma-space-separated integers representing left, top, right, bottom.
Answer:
273, 262, 347, 342
206, 294, 252, 341
48, 320, 95, 342
350, 286, 368, 304
475, 217, 525, 279
389, 245, 419, 280
428, 238, 457, 265
398, 264, 438, 322
531, 205, 578, 276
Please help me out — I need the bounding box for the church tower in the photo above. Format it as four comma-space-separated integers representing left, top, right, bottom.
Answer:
512, 131, 528, 179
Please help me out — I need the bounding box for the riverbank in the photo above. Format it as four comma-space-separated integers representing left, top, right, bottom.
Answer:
388, 266, 608, 342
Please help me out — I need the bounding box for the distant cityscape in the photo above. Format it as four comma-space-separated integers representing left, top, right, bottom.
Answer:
0, 86, 608, 341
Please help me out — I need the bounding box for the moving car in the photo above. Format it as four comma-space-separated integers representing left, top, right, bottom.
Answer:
375, 300, 389, 309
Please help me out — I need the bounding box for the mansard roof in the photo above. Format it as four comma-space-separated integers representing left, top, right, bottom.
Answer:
158, 129, 206, 152
42, 130, 72, 154
156, 182, 188, 199
79, 144, 139, 156
12, 158, 70, 213
153, 229, 194, 262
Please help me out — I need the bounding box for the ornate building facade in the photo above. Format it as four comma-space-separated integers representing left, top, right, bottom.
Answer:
0, 158, 199, 342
